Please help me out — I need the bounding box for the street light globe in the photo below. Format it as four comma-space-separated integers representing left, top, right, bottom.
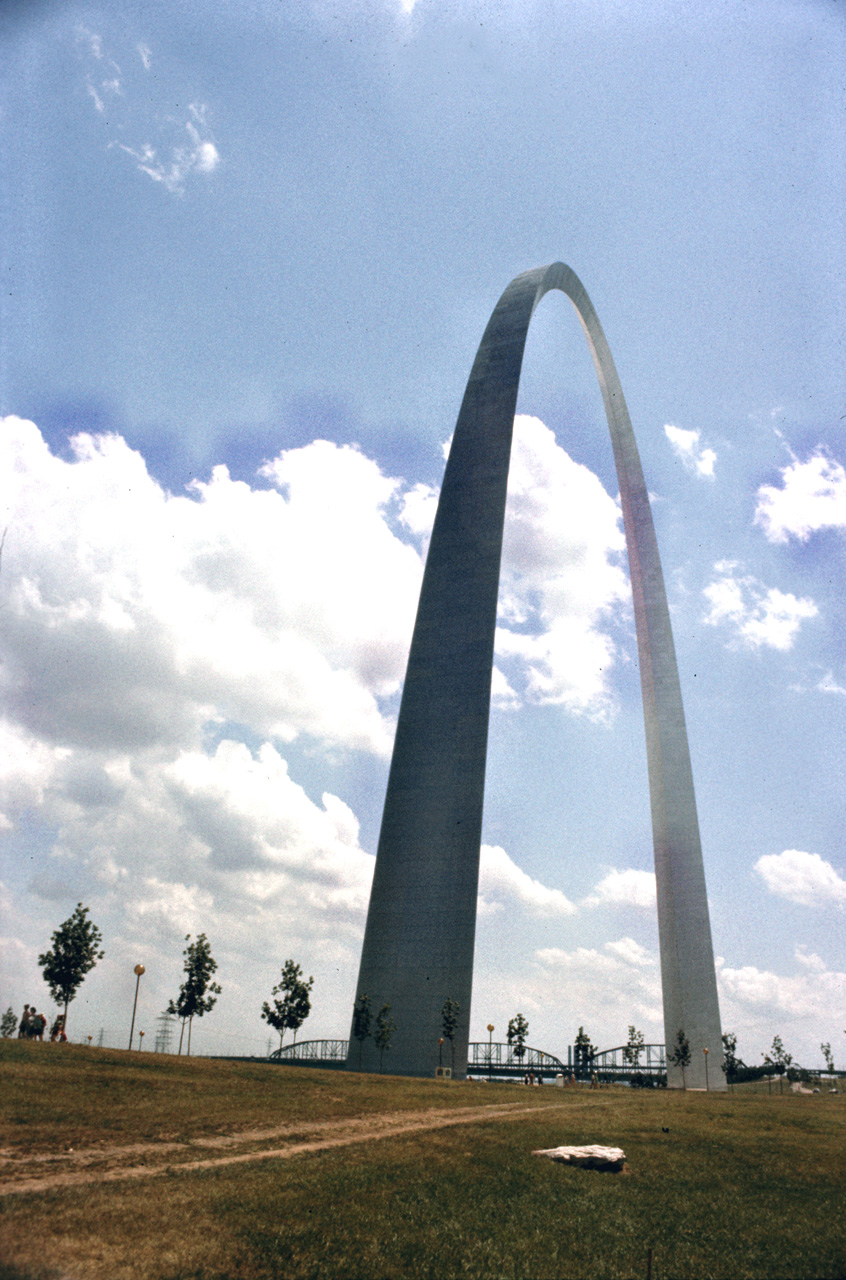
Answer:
487, 1023, 495, 1033
703, 1047, 709, 1055
134, 964, 146, 976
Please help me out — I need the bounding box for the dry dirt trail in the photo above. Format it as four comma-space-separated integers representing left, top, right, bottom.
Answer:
0, 1099, 573, 1198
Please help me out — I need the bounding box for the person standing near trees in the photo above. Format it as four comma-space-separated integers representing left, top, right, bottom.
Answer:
17, 1004, 31, 1038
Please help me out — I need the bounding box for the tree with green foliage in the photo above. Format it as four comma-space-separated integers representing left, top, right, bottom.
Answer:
821, 1042, 834, 1075
440, 998, 460, 1073
351, 993, 373, 1070
623, 1025, 645, 1069
167, 933, 221, 1055
764, 1034, 792, 1074
721, 1031, 741, 1088
668, 1028, 691, 1089
1, 1007, 17, 1038
507, 1013, 529, 1064
37, 903, 105, 1036
261, 959, 314, 1053
573, 1026, 594, 1078
374, 1004, 395, 1073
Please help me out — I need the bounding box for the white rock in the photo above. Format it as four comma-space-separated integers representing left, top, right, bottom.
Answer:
532, 1144, 626, 1172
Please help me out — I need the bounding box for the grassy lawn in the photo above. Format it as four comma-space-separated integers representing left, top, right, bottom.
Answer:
1, 1042, 844, 1280
0, 1040, 531, 1154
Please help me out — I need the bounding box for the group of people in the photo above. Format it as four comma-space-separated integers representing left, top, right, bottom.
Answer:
522, 1070, 543, 1085
557, 1071, 600, 1088
17, 1004, 66, 1042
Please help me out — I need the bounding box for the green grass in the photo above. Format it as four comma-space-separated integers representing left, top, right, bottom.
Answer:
1, 1041, 844, 1280
0, 1039, 527, 1152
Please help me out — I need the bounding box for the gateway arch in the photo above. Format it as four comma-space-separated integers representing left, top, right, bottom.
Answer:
348, 262, 724, 1089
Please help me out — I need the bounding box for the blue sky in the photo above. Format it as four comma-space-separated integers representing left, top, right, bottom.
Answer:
1, 0, 844, 1069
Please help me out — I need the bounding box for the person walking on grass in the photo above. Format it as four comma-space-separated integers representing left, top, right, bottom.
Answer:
17, 1005, 31, 1038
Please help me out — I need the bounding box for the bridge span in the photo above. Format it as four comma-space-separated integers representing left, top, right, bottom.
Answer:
269, 1038, 667, 1081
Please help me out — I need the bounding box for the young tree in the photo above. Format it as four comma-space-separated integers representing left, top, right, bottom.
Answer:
764, 1034, 792, 1074
507, 1013, 529, 1065
441, 998, 460, 1073
721, 1031, 741, 1088
374, 1004, 396, 1073
623, 1025, 645, 1069
1, 1007, 17, 1038
166, 933, 221, 1055
261, 960, 314, 1052
821, 1042, 834, 1075
573, 1026, 594, 1078
37, 903, 105, 1035
351, 993, 373, 1070
668, 1028, 691, 1089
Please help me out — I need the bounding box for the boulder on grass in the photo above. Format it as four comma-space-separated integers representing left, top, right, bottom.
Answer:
532, 1144, 626, 1172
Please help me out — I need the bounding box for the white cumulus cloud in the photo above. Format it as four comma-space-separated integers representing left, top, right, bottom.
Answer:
754, 849, 846, 908
478, 845, 577, 918
664, 424, 717, 478
495, 415, 629, 718
0, 412, 646, 1052
703, 561, 817, 651
0, 417, 423, 758
755, 450, 846, 543
583, 868, 656, 909
372, 414, 631, 719
717, 952, 846, 1038
534, 939, 662, 1030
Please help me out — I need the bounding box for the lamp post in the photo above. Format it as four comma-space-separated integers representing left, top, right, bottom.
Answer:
703, 1046, 709, 1091
438, 1038, 444, 1068
128, 964, 145, 1050
487, 1024, 495, 1080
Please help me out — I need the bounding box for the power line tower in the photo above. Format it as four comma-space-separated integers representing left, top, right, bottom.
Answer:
154, 1012, 176, 1054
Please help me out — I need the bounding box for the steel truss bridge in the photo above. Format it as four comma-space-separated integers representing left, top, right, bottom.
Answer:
467, 1042, 666, 1080
467, 1042, 565, 1079
589, 1043, 666, 1078
270, 1039, 349, 1067
268, 1039, 667, 1080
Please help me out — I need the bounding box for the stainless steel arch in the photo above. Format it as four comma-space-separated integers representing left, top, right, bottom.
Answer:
348, 263, 724, 1088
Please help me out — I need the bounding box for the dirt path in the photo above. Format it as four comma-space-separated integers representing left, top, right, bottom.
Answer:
0, 1101, 571, 1198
